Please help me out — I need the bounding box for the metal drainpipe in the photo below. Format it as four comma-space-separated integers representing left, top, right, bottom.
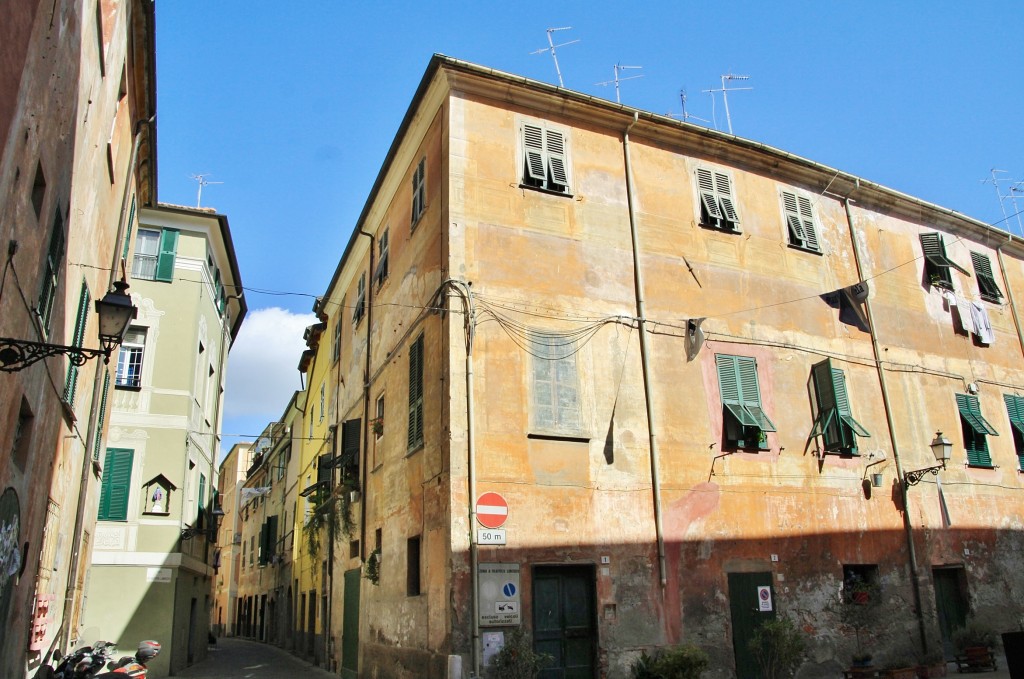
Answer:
622, 112, 668, 588
354, 228, 376, 670
60, 116, 153, 645
995, 242, 1024, 361
842, 196, 929, 652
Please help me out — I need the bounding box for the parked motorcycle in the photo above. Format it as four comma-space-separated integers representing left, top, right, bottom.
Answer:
94, 640, 161, 678
35, 640, 116, 679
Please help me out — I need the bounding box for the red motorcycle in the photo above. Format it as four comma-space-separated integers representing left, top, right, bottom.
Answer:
94, 641, 161, 679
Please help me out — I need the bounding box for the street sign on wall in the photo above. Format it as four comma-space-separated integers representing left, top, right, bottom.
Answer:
475, 492, 508, 529
478, 562, 520, 626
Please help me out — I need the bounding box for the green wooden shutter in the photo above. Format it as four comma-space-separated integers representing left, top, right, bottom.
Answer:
98, 448, 133, 521
545, 129, 568, 187
797, 195, 818, 250
716, 355, 775, 432
407, 335, 424, 450
957, 393, 996, 467
93, 371, 110, 459
121, 194, 136, 261
737, 355, 775, 432
782, 192, 807, 244
697, 168, 723, 221
1004, 394, 1024, 435
317, 453, 334, 488
971, 252, 1003, 302
523, 124, 546, 182
64, 282, 91, 405
154, 228, 179, 282
198, 473, 207, 525
341, 418, 361, 483
714, 171, 741, 224
810, 359, 868, 452
38, 210, 65, 329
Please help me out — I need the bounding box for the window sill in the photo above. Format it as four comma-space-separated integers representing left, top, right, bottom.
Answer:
699, 222, 741, 235
787, 243, 823, 256
115, 384, 142, 391
406, 442, 424, 458
411, 212, 426, 232
527, 433, 590, 444
966, 463, 995, 470
518, 183, 573, 199
980, 294, 1002, 305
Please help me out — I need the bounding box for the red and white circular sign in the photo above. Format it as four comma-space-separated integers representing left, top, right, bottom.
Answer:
475, 492, 508, 529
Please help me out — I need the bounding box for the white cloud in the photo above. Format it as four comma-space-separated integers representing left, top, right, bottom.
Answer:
224, 306, 316, 421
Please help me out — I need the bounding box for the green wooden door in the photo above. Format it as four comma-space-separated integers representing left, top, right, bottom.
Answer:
341, 567, 360, 679
933, 568, 968, 659
534, 566, 596, 679
728, 572, 776, 679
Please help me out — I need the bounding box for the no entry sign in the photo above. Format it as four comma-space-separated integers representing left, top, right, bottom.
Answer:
476, 492, 508, 529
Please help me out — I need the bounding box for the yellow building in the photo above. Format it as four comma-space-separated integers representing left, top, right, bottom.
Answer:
259, 55, 1024, 679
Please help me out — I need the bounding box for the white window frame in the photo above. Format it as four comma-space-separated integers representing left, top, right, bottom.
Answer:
115, 327, 147, 388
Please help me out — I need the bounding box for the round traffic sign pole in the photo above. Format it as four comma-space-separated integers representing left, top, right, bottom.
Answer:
475, 492, 508, 529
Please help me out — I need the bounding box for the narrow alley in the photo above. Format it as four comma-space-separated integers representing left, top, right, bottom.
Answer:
175, 639, 336, 679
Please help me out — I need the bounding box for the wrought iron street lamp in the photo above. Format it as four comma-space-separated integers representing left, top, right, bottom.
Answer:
0, 280, 137, 372
904, 431, 953, 488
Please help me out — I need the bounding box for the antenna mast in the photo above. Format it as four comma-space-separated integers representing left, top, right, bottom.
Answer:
982, 169, 1024, 236
530, 27, 579, 88
189, 173, 224, 208
668, 88, 709, 124
596, 63, 644, 104
702, 73, 752, 134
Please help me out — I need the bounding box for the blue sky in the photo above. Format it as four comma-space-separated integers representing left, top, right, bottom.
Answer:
153, 2, 1024, 452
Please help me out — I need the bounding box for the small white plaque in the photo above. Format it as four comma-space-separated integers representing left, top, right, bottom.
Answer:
477, 528, 506, 545
147, 567, 171, 583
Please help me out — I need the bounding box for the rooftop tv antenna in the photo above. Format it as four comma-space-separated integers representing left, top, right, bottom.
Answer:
702, 73, 752, 134
596, 63, 644, 104
981, 169, 1024, 237
189, 173, 223, 208
668, 89, 709, 124
530, 27, 579, 88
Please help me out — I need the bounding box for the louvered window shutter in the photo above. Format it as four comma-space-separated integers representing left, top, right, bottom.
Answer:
546, 129, 569, 187
407, 335, 424, 450
64, 283, 91, 405
737, 355, 775, 432
99, 448, 133, 521
1004, 394, 1024, 435
971, 252, 1003, 302
317, 453, 334, 488
715, 172, 740, 224
154, 228, 179, 282
797, 195, 818, 250
341, 418, 361, 482
782, 192, 807, 243
716, 355, 775, 432
523, 124, 546, 183
957, 393, 996, 467
696, 168, 723, 222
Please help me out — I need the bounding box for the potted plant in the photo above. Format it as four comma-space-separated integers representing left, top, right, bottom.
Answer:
371, 416, 384, 437
630, 643, 709, 679
915, 649, 947, 679
881, 653, 919, 679
490, 627, 551, 679
834, 578, 883, 672
952, 618, 996, 671
748, 618, 806, 679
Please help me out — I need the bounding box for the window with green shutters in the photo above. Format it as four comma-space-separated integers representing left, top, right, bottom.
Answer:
63, 281, 91, 406
781, 190, 819, 252
970, 252, 1003, 303
920, 232, 968, 291
197, 472, 207, 525
956, 393, 997, 467
340, 418, 361, 486
37, 209, 65, 332
411, 158, 426, 225
98, 448, 134, 521
531, 333, 581, 434
132, 228, 178, 281
259, 515, 278, 566
809, 359, 870, 454
1003, 394, 1024, 471
697, 168, 741, 232
407, 334, 424, 451
715, 354, 776, 449
352, 272, 366, 325
521, 121, 570, 194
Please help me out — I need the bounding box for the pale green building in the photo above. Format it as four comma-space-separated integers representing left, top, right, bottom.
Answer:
84, 204, 246, 677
